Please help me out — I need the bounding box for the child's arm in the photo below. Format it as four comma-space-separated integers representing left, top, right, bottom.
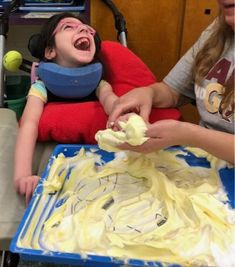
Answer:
96, 80, 118, 115
13, 95, 44, 205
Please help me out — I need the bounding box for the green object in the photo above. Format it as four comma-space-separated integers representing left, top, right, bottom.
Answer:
5, 75, 31, 120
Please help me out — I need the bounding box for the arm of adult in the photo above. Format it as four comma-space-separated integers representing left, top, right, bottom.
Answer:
108, 82, 183, 126
120, 119, 234, 164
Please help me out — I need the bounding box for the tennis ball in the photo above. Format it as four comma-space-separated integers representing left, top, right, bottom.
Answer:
3, 50, 23, 72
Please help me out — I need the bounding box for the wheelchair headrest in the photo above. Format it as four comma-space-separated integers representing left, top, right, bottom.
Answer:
36, 62, 103, 98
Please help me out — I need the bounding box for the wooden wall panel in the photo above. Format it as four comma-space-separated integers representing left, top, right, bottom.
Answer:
90, 0, 219, 124
179, 0, 218, 123
90, 0, 185, 80
180, 0, 219, 55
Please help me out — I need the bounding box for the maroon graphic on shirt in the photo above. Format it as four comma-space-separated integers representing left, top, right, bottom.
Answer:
205, 58, 234, 122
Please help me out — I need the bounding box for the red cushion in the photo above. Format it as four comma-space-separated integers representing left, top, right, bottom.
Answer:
38, 41, 181, 143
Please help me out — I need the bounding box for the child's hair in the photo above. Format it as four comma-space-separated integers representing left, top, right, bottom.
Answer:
193, 11, 234, 85
28, 12, 101, 61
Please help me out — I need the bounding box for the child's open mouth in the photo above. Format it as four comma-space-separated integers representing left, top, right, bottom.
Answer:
74, 37, 90, 51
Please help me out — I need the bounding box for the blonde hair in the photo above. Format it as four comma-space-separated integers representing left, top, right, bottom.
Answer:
193, 12, 234, 85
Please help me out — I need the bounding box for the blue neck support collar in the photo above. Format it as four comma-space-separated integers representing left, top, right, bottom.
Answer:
37, 62, 103, 98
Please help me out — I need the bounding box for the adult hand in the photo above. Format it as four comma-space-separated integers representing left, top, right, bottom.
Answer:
119, 119, 188, 153
14, 175, 40, 206
108, 86, 154, 127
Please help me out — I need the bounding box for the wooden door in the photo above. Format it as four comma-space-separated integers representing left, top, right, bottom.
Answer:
90, 0, 219, 123
90, 0, 185, 80
179, 0, 219, 123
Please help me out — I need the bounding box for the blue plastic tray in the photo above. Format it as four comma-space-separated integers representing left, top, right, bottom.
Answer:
10, 145, 235, 267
